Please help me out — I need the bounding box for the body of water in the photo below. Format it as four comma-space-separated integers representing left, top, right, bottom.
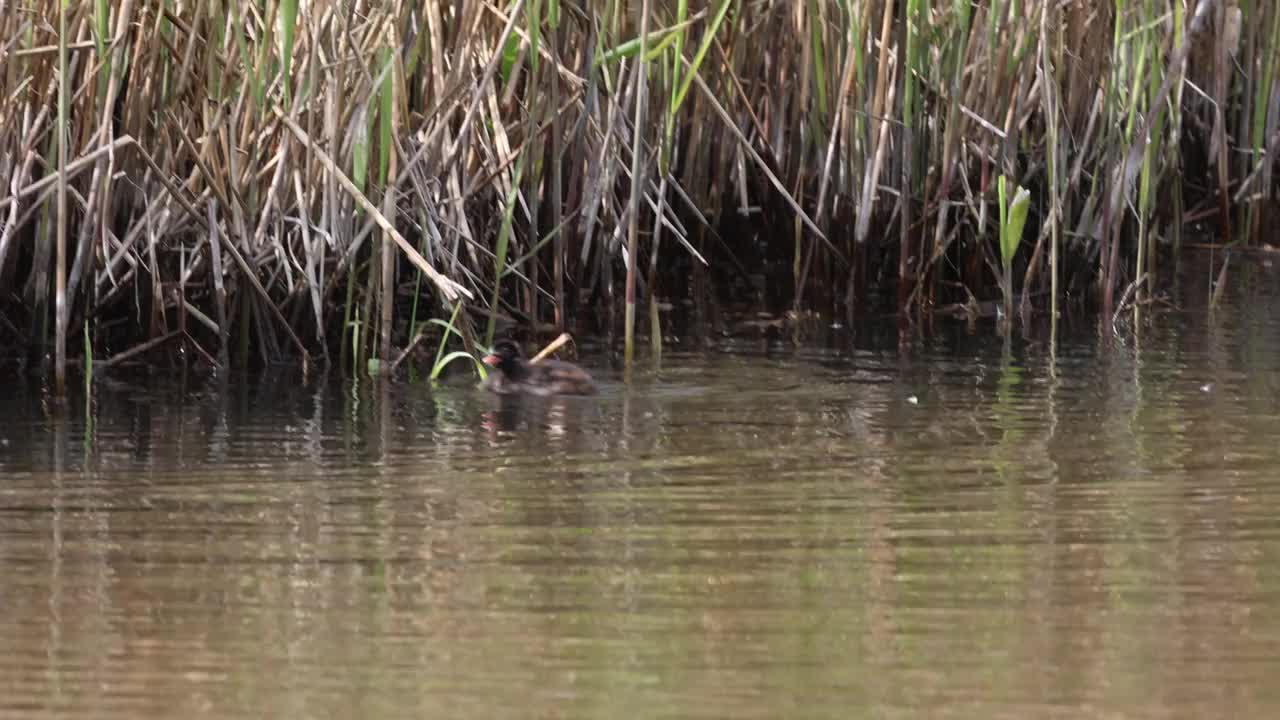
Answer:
3, 263, 1280, 718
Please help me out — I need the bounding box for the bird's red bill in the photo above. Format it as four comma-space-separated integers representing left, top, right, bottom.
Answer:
482, 354, 500, 366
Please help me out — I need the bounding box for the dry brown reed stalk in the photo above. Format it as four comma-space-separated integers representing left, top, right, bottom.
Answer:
53, 0, 68, 392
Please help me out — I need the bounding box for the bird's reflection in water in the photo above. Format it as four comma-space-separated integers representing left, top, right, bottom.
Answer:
479, 393, 592, 453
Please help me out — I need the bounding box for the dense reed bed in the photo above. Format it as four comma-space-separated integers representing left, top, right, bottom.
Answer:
1, 0, 1277, 385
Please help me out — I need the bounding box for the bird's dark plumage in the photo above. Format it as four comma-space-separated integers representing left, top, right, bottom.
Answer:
482, 340, 597, 396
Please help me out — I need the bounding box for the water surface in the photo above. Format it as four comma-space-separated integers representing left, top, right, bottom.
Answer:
4, 274, 1280, 718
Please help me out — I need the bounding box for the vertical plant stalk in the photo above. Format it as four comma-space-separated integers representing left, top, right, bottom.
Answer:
798, 40, 857, 313
1135, 24, 1161, 317
624, 0, 652, 376
647, 173, 666, 364
1045, 1, 1060, 340
549, 8, 565, 330
899, 0, 924, 314
378, 43, 396, 366
380, 157, 397, 368
55, 0, 69, 394
998, 176, 1011, 322
525, 0, 544, 328
486, 154, 526, 347
1252, 5, 1270, 240
1212, 1, 1232, 244
1168, 0, 1187, 263
208, 200, 229, 366
920, 0, 973, 309
71, 0, 136, 362
792, 2, 814, 306
83, 317, 92, 401
280, 0, 299, 107
855, 0, 897, 245
1102, 0, 1216, 319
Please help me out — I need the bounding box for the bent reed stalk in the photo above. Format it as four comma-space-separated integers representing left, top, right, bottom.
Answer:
1, 0, 1276, 382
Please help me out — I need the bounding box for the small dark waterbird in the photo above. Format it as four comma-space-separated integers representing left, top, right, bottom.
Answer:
482, 339, 597, 396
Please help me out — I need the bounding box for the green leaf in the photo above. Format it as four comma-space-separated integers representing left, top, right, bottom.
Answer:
499, 32, 521, 86
280, 0, 298, 104
428, 302, 487, 385
1003, 187, 1031, 266
997, 175, 1030, 267
431, 351, 488, 383
426, 317, 466, 341
671, 0, 734, 113
430, 301, 464, 373
596, 27, 682, 67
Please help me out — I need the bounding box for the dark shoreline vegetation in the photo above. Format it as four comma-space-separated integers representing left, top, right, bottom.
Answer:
2, 1, 1277, 389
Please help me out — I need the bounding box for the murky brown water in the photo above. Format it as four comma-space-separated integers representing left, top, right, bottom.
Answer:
4, 274, 1280, 718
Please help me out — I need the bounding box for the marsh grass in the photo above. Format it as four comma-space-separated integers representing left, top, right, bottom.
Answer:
1, 0, 1275, 384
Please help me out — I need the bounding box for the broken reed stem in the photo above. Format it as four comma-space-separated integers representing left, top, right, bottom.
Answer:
530, 332, 572, 363
97, 330, 183, 370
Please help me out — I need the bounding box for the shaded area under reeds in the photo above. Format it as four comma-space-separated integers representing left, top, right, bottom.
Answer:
2, 0, 1278, 383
